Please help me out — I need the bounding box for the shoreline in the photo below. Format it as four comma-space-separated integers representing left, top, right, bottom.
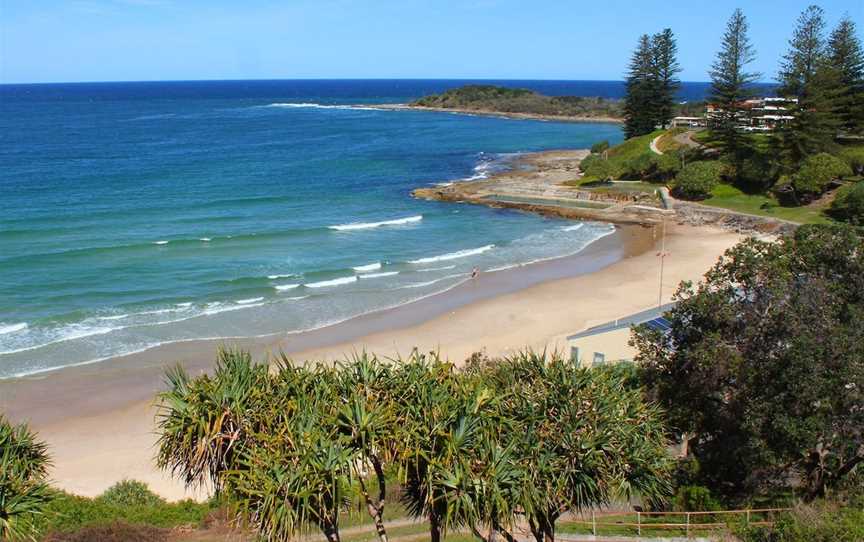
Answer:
375, 103, 624, 124
0, 222, 745, 500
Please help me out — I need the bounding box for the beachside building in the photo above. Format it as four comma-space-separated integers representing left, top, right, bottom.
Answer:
567, 304, 673, 367
705, 97, 798, 131
674, 97, 798, 133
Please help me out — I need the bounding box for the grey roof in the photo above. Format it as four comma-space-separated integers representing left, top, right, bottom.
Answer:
567, 303, 675, 340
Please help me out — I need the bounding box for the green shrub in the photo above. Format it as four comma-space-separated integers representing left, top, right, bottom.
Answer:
737, 502, 864, 542
838, 146, 864, 175
830, 182, 864, 223
672, 161, 723, 200
622, 153, 658, 180
791, 153, 852, 195
98, 480, 164, 508
34, 490, 213, 537
590, 140, 610, 154
674, 485, 720, 512
656, 153, 682, 179
580, 154, 615, 180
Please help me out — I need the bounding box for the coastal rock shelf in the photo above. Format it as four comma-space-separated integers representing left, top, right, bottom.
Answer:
414, 149, 799, 236
413, 150, 669, 226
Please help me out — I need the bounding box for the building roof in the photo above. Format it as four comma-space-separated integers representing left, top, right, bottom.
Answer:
567, 303, 675, 341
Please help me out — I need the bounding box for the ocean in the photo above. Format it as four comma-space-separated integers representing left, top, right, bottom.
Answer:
0, 79, 710, 378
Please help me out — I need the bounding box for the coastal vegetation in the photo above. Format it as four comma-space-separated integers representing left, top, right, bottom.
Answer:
623, 29, 681, 138
153, 349, 670, 542
411, 85, 624, 119
582, 4, 864, 225
633, 223, 864, 502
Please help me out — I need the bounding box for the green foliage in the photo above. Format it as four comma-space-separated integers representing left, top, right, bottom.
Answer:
838, 145, 864, 175
708, 8, 760, 176
829, 181, 864, 223
33, 489, 213, 538
791, 152, 851, 195
634, 225, 864, 501
156, 349, 671, 542
590, 140, 610, 154
623, 29, 681, 138
0, 415, 53, 541
622, 153, 658, 180
672, 161, 722, 200
737, 501, 864, 542
412, 85, 623, 118
98, 480, 164, 508
673, 486, 720, 512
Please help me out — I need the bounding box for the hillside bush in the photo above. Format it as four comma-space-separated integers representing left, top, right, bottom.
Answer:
622, 153, 658, 180
829, 182, 864, 223
737, 501, 864, 542
590, 140, 610, 154
838, 145, 864, 175
98, 480, 164, 508
580, 154, 615, 181
672, 161, 722, 200
791, 153, 852, 195
674, 485, 720, 512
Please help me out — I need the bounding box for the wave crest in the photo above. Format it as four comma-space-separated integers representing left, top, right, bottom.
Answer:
409, 244, 494, 264
330, 215, 423, 231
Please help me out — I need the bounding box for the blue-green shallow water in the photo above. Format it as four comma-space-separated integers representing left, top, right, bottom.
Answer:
0, 80, 624, 377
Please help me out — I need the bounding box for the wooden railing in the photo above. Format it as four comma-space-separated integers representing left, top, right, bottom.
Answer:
567, 508, 792, 536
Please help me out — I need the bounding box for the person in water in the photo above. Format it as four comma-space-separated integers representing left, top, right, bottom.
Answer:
471, 267, 479, 279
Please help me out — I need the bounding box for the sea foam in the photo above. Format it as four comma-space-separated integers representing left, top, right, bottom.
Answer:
265, 102, 384, 111
353, 262, 381, 272
305, 276, 358, 288
0, 323, 27, 335
274, 283, 300, 291
330, 215, 422, 231
359, 271, 399, 279
409, 244, 494, 264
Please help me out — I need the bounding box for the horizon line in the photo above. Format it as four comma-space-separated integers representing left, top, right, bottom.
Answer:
0, 76, 770, 87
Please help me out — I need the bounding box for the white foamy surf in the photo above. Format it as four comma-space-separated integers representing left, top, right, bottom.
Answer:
305, 276, 358, 288
265, 102, 385, 111
236, 297, 264, 304
274, 283, 300, 292
353, 262, 382, 272
409, 244, 495, 264
0, 323, 27, 335
330, 215, 422, 231
359, 271, 399, 279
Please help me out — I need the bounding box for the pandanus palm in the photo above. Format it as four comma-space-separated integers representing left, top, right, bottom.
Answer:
392, 352, 497, 542
155, 347, 269, 493
485, 351, 672, 542
0, 415, 53, 541
335, 352, 398, 542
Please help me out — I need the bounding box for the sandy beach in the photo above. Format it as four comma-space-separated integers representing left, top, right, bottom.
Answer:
0, 221, 742, 500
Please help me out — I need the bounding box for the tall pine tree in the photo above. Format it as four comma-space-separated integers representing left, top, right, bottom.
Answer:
624, 34, 658, 139
826, 16, 864, 134
708, 8, 760, 179
776, 5, 839, 168
651, 28, 682, 129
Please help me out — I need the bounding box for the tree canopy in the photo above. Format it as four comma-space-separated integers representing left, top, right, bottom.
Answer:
633, 225, 864, 501
156, 349, 672, 542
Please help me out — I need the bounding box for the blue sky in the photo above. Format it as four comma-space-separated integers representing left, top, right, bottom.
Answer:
1, 0, 862, 84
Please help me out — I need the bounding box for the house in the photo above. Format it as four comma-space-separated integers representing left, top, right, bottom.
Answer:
567, 303, 674, 367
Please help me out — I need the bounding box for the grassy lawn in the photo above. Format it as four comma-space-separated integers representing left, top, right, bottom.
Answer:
655, 129, 685, 153
703, 184, 832, 224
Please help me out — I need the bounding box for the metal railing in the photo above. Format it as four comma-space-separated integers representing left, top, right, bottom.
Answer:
568, 508, 792, 536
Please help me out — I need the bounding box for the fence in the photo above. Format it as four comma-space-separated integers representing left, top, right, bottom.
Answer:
567, 508, 792, 536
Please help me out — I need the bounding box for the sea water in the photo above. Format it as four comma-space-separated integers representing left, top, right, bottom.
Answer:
0, 79, 693, 377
